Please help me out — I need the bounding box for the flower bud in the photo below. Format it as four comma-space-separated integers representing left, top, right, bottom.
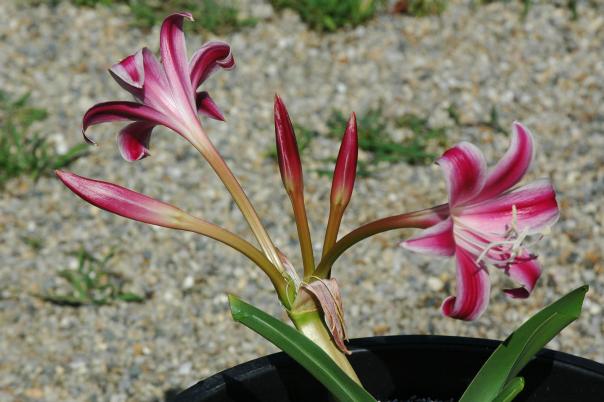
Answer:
330, 113, 358, 208
274, 95, 303, 196
56, 170, 187, 228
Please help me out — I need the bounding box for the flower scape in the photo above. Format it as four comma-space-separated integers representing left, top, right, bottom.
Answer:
56, 12, 575, 402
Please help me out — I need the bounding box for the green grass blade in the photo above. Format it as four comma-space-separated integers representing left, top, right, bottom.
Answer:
116, 292, 145, 303
459, 285, 588, 402
58, 270, 89, 299
52, 143, 89, 169
228, 295, 376, 402
40, 294, 86, 307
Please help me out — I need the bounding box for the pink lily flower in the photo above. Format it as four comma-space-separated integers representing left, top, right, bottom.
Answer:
83, 12, 234, 161
401, 123, 559, 320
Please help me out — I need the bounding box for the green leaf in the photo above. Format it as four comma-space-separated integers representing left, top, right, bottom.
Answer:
459, 285, 588, 402
492, 377, 524, 402
228, 295, 376, 402
116, 292, 146, 303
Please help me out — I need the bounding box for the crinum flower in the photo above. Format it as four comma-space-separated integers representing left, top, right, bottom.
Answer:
402, 123, 559, 320
83, 12, 234, 161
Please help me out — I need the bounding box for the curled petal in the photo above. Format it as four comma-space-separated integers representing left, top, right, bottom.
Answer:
478, 122, 535, 201
503, 256, 541, 299
56, 171, 187, 228
457, 179, 559, 235
437, 142, 487, 208
436, 142, 487, 208
117, 122, 155, 162
190, 41, 235, 90
441, 247, 490, 321
401, 217, 455, 257
82, 101, 175, 144
330, 112, 358, 208
274, 94, 303, 194
196, 91, 225, 121
159, 13, 196, 113
109, 49, 144, 100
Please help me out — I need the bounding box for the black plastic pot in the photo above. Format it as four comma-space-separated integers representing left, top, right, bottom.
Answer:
173, 335, 604, 402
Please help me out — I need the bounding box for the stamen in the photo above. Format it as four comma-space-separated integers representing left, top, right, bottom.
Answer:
475, 238, 518, 265
474, 204, 534, 268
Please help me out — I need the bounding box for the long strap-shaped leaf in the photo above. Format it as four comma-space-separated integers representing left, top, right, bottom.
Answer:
228, 295, 376, 402
459, 285, 588, 402
492, 377, 525, 402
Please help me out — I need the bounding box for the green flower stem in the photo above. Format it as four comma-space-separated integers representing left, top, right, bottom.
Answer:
322, 205, 344, 259
192, 132, 285, 274
179, 216, 294, 308
288, 307, 361, 384
291, 194, 316, 280
314, 205, 449, 279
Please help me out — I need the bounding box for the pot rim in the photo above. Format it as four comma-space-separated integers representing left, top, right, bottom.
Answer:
181, 334, 604, 400
349, 335, 604, 374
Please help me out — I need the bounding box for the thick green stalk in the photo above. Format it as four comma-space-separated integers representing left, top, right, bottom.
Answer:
288, 308, 361, 384
314, 205, 449, 279
322, 205, 344, 258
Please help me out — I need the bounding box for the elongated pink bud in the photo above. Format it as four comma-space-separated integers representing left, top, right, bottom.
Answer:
56, 170, 187, 228
274, 95, 303, 195
330, 113, 357, 208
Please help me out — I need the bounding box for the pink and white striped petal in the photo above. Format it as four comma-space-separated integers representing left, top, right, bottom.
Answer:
477, 122, 535, 201
457, 179, 559, 235
190, 41, 234, 90
436, 142, 487, 208
441, 247, 490, 321
140, 48, 175, 113
196, 91, 225, 121
82, 101, 176, 144
56, 171, 187, 228
117, 121, 155, 161
400, 217, 455, 257
502, 255, 541, 299
109, 49, 144, 100
159, 13, 196, 114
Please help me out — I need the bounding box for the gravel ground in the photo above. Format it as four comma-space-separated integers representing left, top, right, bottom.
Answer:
1, 0, 603, 401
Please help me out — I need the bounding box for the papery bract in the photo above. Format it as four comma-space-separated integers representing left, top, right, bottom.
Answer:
84, 13, 234, 161
401, 122, 559, 320
299, 279, 349, 354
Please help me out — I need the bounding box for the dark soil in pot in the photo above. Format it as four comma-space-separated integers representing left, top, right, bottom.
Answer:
172, 335, 604, 402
